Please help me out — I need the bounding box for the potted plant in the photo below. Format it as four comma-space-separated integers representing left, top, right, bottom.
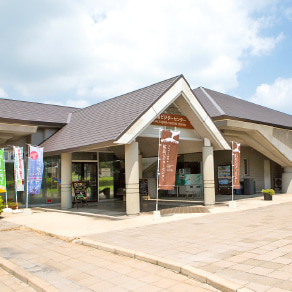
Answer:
261, 189, 275, 200
7, 198, 21, 210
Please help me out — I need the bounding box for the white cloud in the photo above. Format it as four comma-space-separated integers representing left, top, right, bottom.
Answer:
0, 0, 284, 104
285, 7, 292, 21
249, 77, 292, 114
44, 98, 90, 108
0, 87, 7, 98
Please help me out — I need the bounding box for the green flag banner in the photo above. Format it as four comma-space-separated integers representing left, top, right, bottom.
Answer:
0, 149, 6, 193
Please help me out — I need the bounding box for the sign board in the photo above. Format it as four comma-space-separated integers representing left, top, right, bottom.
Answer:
72, 181, 87, 199
139, 179, 148, 195
159, 130, 180, 190
13, 146, 24, 192
100, 168, 111, 177
0, 149, 6, 193
232, 142, 241, 189
28, 146, 44, 195
152, 113, 193, 129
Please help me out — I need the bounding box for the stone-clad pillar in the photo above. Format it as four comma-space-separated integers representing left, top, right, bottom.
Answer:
125, 142, 140, 215
202, 139, 215, 206
61, 152, 72, 209
282, 167, 292, 193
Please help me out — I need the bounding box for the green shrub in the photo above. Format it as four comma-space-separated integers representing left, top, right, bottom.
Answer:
99, 177, 113, 187
6, 180, 14, 189
0, 196, 3, 213
261, 189, 275, 195
7, 201, 21, 209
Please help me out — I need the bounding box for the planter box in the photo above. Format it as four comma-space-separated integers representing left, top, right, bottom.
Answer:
264, 193, 272, 200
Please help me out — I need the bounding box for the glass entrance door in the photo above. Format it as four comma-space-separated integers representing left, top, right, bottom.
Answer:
72, 162, 98, 201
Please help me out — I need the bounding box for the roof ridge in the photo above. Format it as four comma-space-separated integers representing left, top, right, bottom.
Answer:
199, 87, 225, 115
0, 97, 78, 110
204, 87, 292, 118
74, 75, 184, 113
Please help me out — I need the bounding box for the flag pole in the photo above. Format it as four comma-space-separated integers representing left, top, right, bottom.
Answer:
26, 144, 30, 209
154, 128, 162, 220
229, 141, 237, 208
156, 129, 162, 212
23, 145, 33, 215
13, 146, 22, 213
231, 141, 234, 202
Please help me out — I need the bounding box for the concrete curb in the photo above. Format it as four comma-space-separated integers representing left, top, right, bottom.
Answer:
0, 256, 59, 292
76, 238, 255, 292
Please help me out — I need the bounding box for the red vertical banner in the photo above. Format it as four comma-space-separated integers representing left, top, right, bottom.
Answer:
159, 130, 180, 190
232, 142, 241, 189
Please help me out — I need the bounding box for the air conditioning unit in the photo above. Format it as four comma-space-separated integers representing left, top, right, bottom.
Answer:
274, 178, 282, 190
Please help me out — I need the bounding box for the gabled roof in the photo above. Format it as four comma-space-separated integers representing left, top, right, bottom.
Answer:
41, 75, 183, 153
0, 98, 77, 126
193, 87, 292, 129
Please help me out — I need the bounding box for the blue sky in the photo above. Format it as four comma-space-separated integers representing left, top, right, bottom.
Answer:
0, 0, 292, 114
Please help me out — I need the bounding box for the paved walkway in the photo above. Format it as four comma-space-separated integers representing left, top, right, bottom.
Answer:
0, 267, 36, 292
2, 193, 292, 291
0, 227, 218, 292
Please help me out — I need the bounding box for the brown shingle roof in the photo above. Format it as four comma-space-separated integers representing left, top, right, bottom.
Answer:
193, 87, 292, 129
41, 75, 182, 153
0, 98, 77, 125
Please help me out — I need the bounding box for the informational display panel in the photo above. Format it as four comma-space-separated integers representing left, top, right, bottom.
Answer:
72, 181, 87, 199
139, 179, 148, 196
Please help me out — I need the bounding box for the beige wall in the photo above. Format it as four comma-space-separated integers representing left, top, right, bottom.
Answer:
214, 147, 283, 193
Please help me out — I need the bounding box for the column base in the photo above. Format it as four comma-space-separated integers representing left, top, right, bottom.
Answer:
153, 210, 161, 220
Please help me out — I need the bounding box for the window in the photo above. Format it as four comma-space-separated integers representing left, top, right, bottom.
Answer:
244, 158, 249, 175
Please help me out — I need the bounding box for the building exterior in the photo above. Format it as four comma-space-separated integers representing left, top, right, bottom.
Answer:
1, 75, 292, 214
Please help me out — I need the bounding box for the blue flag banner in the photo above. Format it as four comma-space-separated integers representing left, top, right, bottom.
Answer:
28, 146, 44, 194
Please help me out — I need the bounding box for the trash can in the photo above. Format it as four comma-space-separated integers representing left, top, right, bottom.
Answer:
244, 178, 254, 195
235, 182, 243, 195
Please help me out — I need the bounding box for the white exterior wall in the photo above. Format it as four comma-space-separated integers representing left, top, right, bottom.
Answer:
61, 152, 72, 209
125, 142, 140, 215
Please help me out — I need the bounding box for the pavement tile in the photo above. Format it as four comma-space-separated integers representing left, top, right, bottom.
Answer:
248, 266, 274, 276
266, 270, 292, 280
245, 281, 272, 292
271, 257, 292, 265
133, 284, 163, 292
231, 263, 255, 272
242, 259, 268, 267
266, 288, 291, 292
276, 280, 292, 290
3, 194, 292, 291
255, 251, 286, 261
225, 255, 248, 263
278, 264, 292, 273
167, 281, 202, 292
88, 279, 115, 290
152, 277, 181, 289
259, 261, 285, 270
